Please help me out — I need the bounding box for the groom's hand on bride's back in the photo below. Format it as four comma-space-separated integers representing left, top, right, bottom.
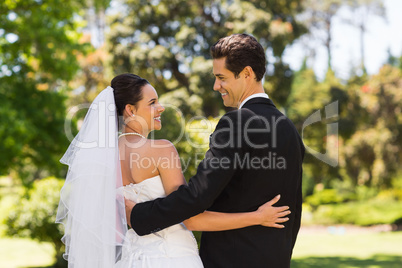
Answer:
125, 198, 136, 228
256, 195, 291, 228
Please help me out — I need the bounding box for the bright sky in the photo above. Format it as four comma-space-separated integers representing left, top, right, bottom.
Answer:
283, 0, 402, 80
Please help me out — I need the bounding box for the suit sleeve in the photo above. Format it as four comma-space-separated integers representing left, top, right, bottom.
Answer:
130, 112, 245, 236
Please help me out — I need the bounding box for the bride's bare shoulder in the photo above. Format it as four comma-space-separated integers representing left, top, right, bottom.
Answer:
150, 139, 174, 147
148, 139, 178, 156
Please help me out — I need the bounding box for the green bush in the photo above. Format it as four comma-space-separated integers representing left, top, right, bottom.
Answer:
393, 217, 402, 225
305, 189, 350, 208
377, 189, 402, 201
311, 200, 402, 226
5, 176, 66, 267
0, 177, 18, 232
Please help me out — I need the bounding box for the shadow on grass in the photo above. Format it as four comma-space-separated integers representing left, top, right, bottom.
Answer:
26, 255, 402, 268
291, 254, 402, 268
26, 260, 67, 268
25, 266, 54, 268
26, 264, 65, 268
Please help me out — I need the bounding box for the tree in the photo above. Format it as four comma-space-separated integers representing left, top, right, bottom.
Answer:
299, 0, 343, 70
106, 0, 306, 115
102, 0, 308, 180
343, 0, 385, 75
342, 65, 402, 188
285, 66, 343, 192
85, 0, 112, 47
298, 0, 385, 76
0, 0, 89, 183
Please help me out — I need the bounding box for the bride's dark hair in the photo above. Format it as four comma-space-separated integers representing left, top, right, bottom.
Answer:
112, 73, 150, 116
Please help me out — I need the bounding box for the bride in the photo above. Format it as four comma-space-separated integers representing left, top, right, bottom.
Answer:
56, 73, 290, 267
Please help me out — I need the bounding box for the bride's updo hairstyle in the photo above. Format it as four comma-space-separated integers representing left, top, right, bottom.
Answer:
112, 73, 150, 117
112, 73, 150, 129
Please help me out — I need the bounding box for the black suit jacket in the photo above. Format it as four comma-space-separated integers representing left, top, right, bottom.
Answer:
131, 97, 305, 268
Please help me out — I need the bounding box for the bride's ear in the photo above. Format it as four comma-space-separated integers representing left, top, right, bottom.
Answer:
124, 104, 136, 117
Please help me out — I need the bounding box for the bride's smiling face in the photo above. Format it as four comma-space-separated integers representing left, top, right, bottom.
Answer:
132, 84, 165, 132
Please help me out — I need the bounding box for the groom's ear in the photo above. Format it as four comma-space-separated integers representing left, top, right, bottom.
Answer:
241, 66, 254, 80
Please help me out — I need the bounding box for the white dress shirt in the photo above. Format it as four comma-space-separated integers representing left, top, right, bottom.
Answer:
238, 93, 269, 109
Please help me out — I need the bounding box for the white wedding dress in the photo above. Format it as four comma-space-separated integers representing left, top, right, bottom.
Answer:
114, 175, 204, 268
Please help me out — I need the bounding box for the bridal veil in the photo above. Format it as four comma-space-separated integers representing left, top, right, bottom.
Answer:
56, 86, 128, 267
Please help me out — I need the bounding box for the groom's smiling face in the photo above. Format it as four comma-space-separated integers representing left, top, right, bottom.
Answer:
212, 57, 247, 108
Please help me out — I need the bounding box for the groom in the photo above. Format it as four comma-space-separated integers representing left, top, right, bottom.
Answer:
126, 34, 304, 267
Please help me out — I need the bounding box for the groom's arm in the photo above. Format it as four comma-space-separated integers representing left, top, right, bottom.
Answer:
130, 111, 247, 236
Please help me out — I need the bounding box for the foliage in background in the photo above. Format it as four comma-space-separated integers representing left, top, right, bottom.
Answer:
300, 0, 344, 70
5, 177, 66, 267
0, 0, 90, 184
285, 66, 342, 192
298, 0, 385, 75
1, 0, 402, 265
342, 65, 402, 188
306, 199, 402, 226
286, 62, 401, 199
99, 0, 309, 184
107, 0, 306, 115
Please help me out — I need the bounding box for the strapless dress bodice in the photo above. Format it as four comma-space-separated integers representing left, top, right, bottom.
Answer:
115, 175, 203, 268
122, 175, 166, 203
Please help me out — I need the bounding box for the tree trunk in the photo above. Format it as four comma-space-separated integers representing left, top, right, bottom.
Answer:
325, 15, 332, 70
359, 23, 367, 74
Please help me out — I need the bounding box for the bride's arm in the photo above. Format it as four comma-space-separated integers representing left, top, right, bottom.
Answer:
183, 195, 290, 231
154, 140, 290, 232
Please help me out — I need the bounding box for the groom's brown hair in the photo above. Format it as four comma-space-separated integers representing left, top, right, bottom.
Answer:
210, 33, 266, 81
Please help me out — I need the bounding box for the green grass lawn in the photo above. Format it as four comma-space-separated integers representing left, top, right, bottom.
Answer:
0, 237, 55, 268
292, 231, 402, 267
2, 176, 402, 267
1, 231, 401, 268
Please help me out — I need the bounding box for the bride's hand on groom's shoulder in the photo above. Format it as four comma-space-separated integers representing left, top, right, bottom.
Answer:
256, 195, 290, 229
